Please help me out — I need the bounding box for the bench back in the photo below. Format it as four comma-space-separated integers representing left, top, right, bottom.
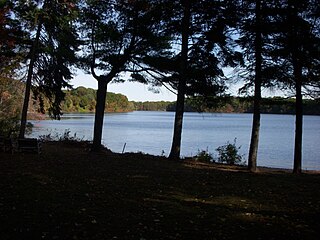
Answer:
18, 138, 39, 147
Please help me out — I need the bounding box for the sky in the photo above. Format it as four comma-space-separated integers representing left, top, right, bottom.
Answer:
70, 70, 282, 102
70, 71, 177, 102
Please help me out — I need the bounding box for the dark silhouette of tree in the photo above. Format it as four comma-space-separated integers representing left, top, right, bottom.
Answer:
247, 0, 263, 173
280, 1, 319, 173
237, 0, 289, 172
79, 0, 172, 151
18, 16, 42, 138
167, 0, 242, 159
259, 0, 319, 173
237, 0, 264, 172
15, 0, 79, 138
0, 0, 24, 77
168, 0, 190, 159
103, 0, 241, 159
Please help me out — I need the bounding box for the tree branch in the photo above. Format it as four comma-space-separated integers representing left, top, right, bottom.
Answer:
90, 20, 100, 81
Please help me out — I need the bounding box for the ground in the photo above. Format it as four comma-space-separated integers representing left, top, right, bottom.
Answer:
0, 141, 319, 239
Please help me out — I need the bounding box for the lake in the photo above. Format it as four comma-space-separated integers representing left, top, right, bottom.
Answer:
29, 111, 320, 170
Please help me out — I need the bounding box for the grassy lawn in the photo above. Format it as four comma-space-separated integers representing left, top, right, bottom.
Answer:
1, 141, 319, 239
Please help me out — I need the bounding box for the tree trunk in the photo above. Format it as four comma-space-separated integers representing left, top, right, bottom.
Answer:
169, 84, 186, 159
248, 0, 262, 172
19, 22, 42, 139
168, 1, 190, 160
92, 80, 108, 151
288, 0, 303, 174
293, 62, 303, 174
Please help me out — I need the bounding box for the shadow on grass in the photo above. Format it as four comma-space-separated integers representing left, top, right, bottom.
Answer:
0, 141, 319, 239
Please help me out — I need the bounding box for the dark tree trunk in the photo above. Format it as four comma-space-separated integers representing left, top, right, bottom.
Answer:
293, 61, 303, 174
169, 1, 190, 160
169, 82, 186, 159
19, 22, 42, 139
288, 0, 303, 174
92, 80, 108, 151
248, 0, 262, 172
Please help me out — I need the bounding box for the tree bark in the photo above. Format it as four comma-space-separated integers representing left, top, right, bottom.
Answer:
169, 82, 186, 159
92, 79, 108, 151
248, 0, 262, 172
168, 1, 190, 160
293, 61, 303, 174
19, 22, 42, 139
288, 0, 303, 174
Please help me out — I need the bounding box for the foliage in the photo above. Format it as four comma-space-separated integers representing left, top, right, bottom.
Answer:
38, 129, 84, 143
166, 96, 320, 115
0, 0, 24, 77
13, 0, 79, 120
264, 0, 320, 93
59, 129, 82, 142
0, 4, 24, 139
61, 87, 134, 113
215, 138, 245, 165
137, 0, 242, 97
0, 117, 33, 138
78, 0, 174, 150
2, 79, 319, 116
195, 149, 213, 163
0, 77, 32, 137
131, 101, 172, 111
52, 88, 320, 115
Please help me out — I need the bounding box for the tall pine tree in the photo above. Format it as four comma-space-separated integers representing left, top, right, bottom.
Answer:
79, 0, 172, 151
15, 0, 79, 138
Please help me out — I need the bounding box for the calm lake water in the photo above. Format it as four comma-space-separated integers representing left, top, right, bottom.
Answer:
29, 111, 320, 170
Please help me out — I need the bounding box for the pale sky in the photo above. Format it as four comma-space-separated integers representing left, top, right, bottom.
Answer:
70, 70, 245, 102
70, 71, 177, 102
70, 70, 281, 101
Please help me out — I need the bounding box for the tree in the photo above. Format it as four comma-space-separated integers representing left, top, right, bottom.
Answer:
0, 0, 24, 77
281, 1, 319, 173
237, 0, 264, 172
0, 78, 25, 137
79, 0, 171, 151
260, 0, 319, 173
15, 0, 79, 138
0, 1, 29, 137
166, 0, 241, 159
237, 0, 288, 172
168, 0, 190, 159
106, 0, 241, 159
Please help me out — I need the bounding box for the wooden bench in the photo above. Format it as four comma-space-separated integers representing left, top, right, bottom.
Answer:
14, 138, 42, 154
0, 136, 12, 153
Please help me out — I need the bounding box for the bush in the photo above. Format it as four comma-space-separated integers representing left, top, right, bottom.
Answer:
195, 149, 213, 163
0, 118, 33, 138
39, 129, 84, 143
215, 138, 245, 165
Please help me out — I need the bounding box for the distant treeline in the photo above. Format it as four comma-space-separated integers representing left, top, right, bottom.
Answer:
131, 101, 172, 111
60, 87, 320, 115
61, 87, 170, 112
166, 97, 320, 115
62, 87, 134, 113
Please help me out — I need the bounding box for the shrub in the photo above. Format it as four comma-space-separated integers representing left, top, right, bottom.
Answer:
195, 149, 213, 163
39, 129, 84, 143
0, 118, 33, 138
215, 138, 245, 165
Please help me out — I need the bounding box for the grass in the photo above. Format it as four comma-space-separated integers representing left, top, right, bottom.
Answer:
1, 141, 319, 239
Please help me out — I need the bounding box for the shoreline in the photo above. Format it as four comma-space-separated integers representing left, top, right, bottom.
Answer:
26, 113, 320, 171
